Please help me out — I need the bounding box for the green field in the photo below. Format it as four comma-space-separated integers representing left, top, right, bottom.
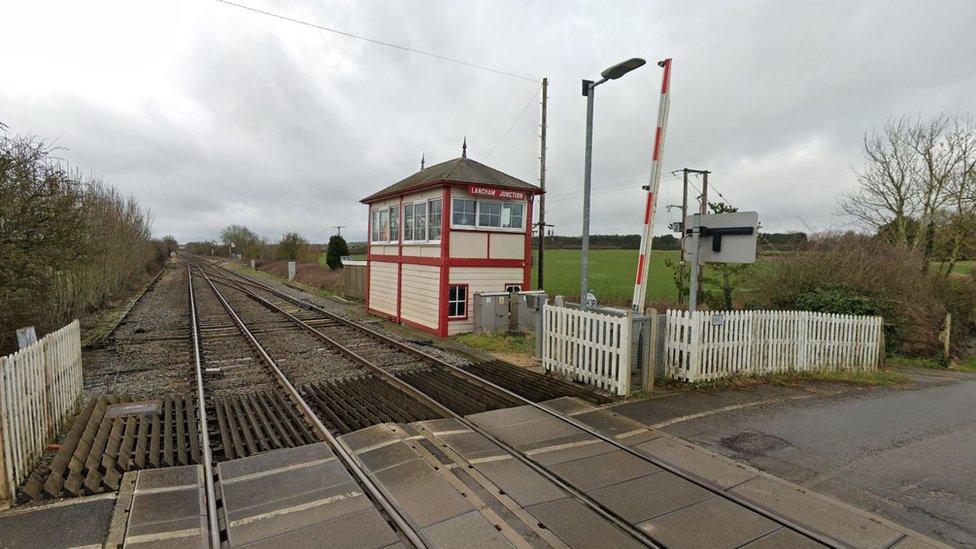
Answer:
531, 249, 681, 305
944, 260, 975, 276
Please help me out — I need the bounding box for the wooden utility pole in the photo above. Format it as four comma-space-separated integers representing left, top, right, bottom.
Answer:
700, 171, 709, 213
678, 169, 689, 304
332, 225, 346, 236
677, 168, 710, 305
536, 77, 548, 290
697, 171, 709, 304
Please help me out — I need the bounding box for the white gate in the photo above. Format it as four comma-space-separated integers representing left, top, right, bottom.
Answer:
664, 310, 884, 382
0, 320, 83, 508
542, 302, 633, 395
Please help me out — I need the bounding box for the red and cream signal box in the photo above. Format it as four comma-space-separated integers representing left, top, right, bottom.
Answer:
361, 156, 543, 336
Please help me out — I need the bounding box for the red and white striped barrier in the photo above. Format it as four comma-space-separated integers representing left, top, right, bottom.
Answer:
632, 58, 672, 312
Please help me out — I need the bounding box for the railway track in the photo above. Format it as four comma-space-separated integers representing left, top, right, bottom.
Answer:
194, 258, 840, 548
188, 263, 429, 547
187, 260, 661, 546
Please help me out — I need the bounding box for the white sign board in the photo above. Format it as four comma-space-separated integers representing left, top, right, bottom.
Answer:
16, 326, 37, 349
683, 211, 759, 264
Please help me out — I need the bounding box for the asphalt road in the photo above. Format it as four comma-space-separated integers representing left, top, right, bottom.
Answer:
612, 367, 976, 547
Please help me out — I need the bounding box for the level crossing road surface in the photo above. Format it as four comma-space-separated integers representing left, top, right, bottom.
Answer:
612, 367, 976, 547
1, 396, 947, 548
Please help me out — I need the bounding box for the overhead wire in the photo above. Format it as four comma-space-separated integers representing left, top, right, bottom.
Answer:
215, 0, 539, 82
484, 84, 543, 159
215, 0, 545, 162
545, 174, 683, 204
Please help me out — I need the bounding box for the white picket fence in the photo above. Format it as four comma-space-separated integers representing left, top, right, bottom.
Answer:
0, 320, 83, 508
664, 310, 884, 382
542, 303, 633, 395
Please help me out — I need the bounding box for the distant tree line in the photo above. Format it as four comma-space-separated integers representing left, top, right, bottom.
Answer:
0, 128, 174, 353
187, 226, 350, 271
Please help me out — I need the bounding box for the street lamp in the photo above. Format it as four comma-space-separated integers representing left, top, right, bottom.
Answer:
580, 57, 646, 307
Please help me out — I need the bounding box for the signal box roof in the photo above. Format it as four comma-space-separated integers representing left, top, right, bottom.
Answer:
361, 157, 542, 203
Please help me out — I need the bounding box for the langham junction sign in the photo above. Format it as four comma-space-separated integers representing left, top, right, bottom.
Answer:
468, 185, 527, 200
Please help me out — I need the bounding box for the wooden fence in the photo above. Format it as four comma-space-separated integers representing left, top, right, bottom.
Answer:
343, 262, 366, 300
542, 302, 633, 395
0, 320, 83, 508
664, 310, 884, 382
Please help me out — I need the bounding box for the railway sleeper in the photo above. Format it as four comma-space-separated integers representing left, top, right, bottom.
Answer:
301, 375, 445, 434
462, 359, 613, 405
210, 390, 317, 462
395, 368, 523, 416
21, 393, 202, 501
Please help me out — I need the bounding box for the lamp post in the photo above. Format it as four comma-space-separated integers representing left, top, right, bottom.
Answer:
580, 57, 646, 307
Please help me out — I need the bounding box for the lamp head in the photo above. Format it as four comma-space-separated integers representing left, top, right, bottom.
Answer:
601, 58, 646, 80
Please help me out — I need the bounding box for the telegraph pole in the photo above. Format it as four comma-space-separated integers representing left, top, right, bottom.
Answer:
332, 225, 346, 236
676, 168, 710, 306
697, 170, 709, 305
678, 169, 689, 304
675, 169, 710, 305
700, 171, 708, 214
536, 77, 548, 290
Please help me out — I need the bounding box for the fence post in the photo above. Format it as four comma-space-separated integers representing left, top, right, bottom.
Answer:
941, 312, 951, 359
0, 355, 11, 510
643, 308, 658, 391
620, 310, 633, 395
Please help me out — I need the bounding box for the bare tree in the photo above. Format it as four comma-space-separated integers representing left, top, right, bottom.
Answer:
842, 114, 970, 262
911, 114, 962, 258
936, 115, 976, 276
841, 117, 919, 247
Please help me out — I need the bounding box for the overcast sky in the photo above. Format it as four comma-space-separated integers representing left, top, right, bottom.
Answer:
3, 0, 974, 243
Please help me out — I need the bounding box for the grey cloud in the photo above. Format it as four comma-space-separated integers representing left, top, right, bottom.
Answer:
2, 0, 974, 244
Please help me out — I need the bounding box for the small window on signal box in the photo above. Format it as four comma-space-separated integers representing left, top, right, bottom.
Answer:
448, 285, 467, 318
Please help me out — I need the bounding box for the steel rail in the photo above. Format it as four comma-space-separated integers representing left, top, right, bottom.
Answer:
204, 265, 662, 547
186, 266, 222, 549
191, 262, 428, 549
204, 258, 841, 548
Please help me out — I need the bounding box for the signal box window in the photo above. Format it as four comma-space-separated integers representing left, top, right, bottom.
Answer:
452, 198, 476, 226
428, 199, 442, 239
479, 202, 502, 227
448, 285, 468, 318
502, 203, 523, 229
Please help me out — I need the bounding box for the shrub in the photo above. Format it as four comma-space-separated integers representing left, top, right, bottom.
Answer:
0, 131, 157, 353
931, 275, 976, 355
750, 233, 951, 357
275, 232, 308, 261
792, 285, 882, 316
326, 235, 350, 271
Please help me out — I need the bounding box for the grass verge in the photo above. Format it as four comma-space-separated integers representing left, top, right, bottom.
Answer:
82, 269, 163, 345
223, 261, 336, 299
887, 355, 943, 369
453, 332, 535, 355
956, 357, 976, 372
887, 354, 976, 373
654, 367, 907, 393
